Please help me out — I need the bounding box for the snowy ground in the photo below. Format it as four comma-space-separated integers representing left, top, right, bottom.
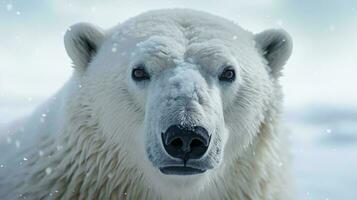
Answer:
286, 105, 357, 200
1, 97, 356, 199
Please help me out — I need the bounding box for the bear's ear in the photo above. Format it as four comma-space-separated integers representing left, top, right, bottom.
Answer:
254, 29, 293, 78
64, 23, 105, 70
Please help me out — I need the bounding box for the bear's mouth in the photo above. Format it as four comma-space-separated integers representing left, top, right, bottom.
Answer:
159, 166, 206, 175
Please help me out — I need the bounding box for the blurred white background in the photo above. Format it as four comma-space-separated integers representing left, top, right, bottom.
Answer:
1, 0, 356, 199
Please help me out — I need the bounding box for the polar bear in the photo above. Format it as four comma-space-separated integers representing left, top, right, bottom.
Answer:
0, 9, 293, 200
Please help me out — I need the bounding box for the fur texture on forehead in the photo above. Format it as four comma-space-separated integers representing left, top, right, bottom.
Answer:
100, 9, 257, 69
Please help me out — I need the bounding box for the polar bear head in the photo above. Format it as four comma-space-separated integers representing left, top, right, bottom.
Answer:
64, 9, 292, 196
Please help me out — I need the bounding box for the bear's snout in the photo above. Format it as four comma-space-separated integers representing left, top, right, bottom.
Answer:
159, 125, 210, 175
161, 125, 210, 160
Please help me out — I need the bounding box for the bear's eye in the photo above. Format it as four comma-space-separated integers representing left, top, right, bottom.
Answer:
219, 67, 235, 82
132, 66, 150, 81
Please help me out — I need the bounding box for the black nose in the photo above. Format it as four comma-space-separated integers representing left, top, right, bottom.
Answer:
162, 125, 210, 161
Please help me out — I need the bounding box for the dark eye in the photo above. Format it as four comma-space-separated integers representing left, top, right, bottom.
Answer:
219, 67, 235, 82
132, 66, 150, 81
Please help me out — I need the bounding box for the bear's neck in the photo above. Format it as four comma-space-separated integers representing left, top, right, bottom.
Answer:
203, 120, 292, 200
13, 98, 153, 199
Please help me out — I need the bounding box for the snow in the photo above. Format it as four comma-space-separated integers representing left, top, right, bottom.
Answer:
45, 167, 52, 175
15, 140, 20, 148
329, 25, 335, 32
276, 19, 283, 26
6, 4, 13, 11
285, 105, 357, 199
0, 1, 356, 197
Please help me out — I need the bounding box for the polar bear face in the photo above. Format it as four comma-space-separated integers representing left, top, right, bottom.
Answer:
64, 9, 292, 194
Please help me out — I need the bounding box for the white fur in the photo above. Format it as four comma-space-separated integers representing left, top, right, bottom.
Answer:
0, 9, 293, 200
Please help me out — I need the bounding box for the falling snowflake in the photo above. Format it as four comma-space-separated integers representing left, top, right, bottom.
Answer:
15, 140, 20, 148
329, 25, 335, 32
45, 167, 52, 175
56, 145, 63, 151
278, 162, 283, 167
276, 19, 283, 26
6, 4, 13, 11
